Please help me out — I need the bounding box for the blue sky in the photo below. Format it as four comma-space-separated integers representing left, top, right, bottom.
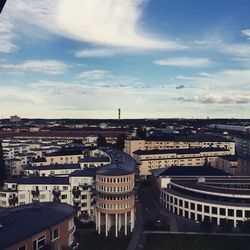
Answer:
1, 0, 250, 119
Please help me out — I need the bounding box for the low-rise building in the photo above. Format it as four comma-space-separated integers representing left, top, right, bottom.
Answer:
125, 134, 235, 156
158, 169, 250, 228
0, 202, 75, 250
133, 147, 231, 178
214, 155, 238, 175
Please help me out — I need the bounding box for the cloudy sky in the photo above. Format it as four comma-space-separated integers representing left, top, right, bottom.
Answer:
1, 0, 250, 119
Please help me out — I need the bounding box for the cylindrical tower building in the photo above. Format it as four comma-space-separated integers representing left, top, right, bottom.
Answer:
95, 151, 136, 237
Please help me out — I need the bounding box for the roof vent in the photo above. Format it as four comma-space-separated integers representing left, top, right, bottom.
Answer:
198, 177, 206, 183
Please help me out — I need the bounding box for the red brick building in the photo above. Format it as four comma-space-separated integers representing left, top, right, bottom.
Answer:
0, 202, 76, 250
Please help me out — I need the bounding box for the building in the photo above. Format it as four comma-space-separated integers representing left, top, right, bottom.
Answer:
125, 134, 235, 156
5, 158, 23, 178
0, 148, 137, 238
237, 155, 250, 176
214, 155, 238, 175
159, 174, 250, 228
10, 115, 21, 123
30, 150, 84, 167
133, 147, 232, 178
95, 150, 136, 237
0, 173, 95, 218
235, 134, 250, 156
208, 124, 250, 134
0, 202, 75, 250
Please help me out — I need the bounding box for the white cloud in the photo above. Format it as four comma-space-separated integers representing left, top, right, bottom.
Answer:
76, 70, 112, 80
0, 60, 68, 74
221, 43, 250, 57
75, 48, 118, 58
3, 0, 181, 50
0, 18, 17, 53
154, 57, 213, 67
176, 94, 250, 104
242, 29, 250, 39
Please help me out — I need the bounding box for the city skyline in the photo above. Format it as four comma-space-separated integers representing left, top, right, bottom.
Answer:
1, 0, 250, 118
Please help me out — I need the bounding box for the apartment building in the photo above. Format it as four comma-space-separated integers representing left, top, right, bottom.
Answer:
0, 148, 137, 237
30, 150, 84, 167
160, 176, 250, 228
133, 147, 232, 178
124, 134, 235, 156
0, 202, 75, 250
235, 134, 250, 156
214, 155, 238, 175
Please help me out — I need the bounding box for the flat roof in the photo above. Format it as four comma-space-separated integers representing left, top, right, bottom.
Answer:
0, 202, 74, 249
152, 166, 230, 177
5, 176, 69, 185
70, 168, 99, 177
145, 134, 234, 142
96, 148, 136, 176
218, 155, 238, 161
80, 156, 110, 163
133, 147, 230, 155
24, 163, 81, 171
171, 178, 250, 195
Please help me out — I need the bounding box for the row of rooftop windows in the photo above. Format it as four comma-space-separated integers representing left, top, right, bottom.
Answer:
98, 195, 130, 201
96, 202, 131, 210
96, 176, 132, 183
96, 185, 132, 193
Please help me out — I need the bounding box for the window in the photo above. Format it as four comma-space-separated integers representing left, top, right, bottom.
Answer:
204, 206, 210, 213
220, 208, 226, 216
197, 204, 202, 212
17, 245, 26, 250
40, 194, 46, 200
68, 232, 74, 246
68, 218, 74, 231
228, 209, 234, 217
245, 210, 250, 218
190, 203, 195, 210
179, 199, 183, 206
236, 210, 243, 217
81, 195, 87, 199
212, 207, 217, 215
33, 235, 46, 250
52, 228, 59, 240
82, 202, 87, 207
62, 194, 67, 199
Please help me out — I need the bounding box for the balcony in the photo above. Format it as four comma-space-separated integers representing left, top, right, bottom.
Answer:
52, 189, 61, 202
72, 188, 81, 198
8, 195, 18, 206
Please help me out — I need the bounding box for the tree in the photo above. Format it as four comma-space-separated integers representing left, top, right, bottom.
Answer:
0, 140, 5, 181
97, 135, 107, 147
136, 127, 146, 139
114, 133, 127, 151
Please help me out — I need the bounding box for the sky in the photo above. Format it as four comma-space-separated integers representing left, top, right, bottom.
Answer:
1, 0, 250, 119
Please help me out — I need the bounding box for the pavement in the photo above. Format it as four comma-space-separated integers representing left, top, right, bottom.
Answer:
127, 200, 144, 250
127, 181, 201, 250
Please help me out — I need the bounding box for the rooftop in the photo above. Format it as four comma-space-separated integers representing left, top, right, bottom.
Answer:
0, 202, 74, 249
171, 177, 250, 196
145, 134, 234, 142
96, 148, 137, 176
5, 176, 69, 185
24, 163, 81, 171
152, 165, 230, 177
80, 156, 110, 163
70, 168, 99, 177
133, 147, 230, 155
